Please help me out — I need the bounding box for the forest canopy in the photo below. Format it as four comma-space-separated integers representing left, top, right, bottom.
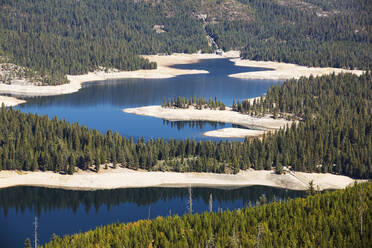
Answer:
41, 182, 371, 248
0, 72, 371, 178
0, 0, 371, 85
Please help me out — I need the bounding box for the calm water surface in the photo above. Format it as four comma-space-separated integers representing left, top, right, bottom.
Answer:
0, 186, 305, 247
15, 59, 278, 140
0, 59, 293, 247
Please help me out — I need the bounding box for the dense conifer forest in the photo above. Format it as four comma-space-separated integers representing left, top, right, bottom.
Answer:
162, 96, 226, 110
0, 72, 371, 178
208, 0, 372, 69
40, 182, 371, 247
1, 0, 371, 85
0, 0, 210, 85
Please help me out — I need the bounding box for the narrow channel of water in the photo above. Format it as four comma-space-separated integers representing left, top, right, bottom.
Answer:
15, 59, 278, 140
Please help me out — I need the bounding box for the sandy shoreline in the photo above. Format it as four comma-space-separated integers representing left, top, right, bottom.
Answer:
0, 51, 364, 106
0, 168, 360, 191
0, 53, 237, 101
0, 53, 223, 98
204, 127, 266, 138
123, 105, 291, 138
229, 58, 364, 80
0, 95, 26, 106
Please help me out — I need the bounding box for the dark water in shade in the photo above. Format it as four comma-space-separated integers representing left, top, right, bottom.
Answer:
14, 58, 278, 141
0, 186, 305, 247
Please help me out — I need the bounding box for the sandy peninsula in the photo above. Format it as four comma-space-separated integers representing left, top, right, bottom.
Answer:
0, 51, 364, 104
0, 95, 26, 106
204, 127, 266, 138
123, 105, 291, 138
0, 53, 221, 98
229, 58, 364, 80
0, 167, 360, 191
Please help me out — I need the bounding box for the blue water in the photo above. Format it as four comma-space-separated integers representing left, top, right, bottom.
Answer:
0, 59, 291, 247
15, 58, 278, 140
0, 186, 305, 247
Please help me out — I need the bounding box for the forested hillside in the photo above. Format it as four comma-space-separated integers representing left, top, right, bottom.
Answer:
0, 72, 371, 178
0, 0, 210, 85
1, 0, 371, 85
209, 0, 372, 69
40, 182, 371, 247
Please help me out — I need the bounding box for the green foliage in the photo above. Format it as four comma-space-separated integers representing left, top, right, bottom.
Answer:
162, 96, 226, 110
1, 73, 371, 178
1, 0, 371, 85
0, 0, 209, 85
24, 238, 32, 248
41, 182, 372, 247
207, 0, 372, 69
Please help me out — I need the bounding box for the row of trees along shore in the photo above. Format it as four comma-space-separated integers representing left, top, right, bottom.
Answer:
0, 72, 371, 178
39, 182, 371, 248
162, 97, 226, 110
162, 95, 296, 120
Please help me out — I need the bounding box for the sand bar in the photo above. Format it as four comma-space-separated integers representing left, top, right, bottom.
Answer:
0, 168, 361, 191
0, 53, 231, 105
123, 105, 291, 138
0, 51, 364, 103
0, 95, 26, 106
203, 127, 266, 138
229, 58, 364, 80
0, 53, 224, 97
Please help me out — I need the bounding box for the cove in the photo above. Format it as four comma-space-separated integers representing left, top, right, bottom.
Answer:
0, 185, 305, 247
15, 59, 278, 140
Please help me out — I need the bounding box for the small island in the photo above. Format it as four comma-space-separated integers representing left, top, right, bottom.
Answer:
124, 96, 293, 138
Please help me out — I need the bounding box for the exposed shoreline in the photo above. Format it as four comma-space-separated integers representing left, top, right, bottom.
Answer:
123, 105, 291, 138
0, 51, 364, 107
0, 168, 361, 191
203, 127, 266, 138
0, 53, 222, 99
0, 95, 26, 106
229, 58, 364, 80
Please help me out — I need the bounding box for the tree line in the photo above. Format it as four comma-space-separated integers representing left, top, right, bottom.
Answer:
162, 96, 226, 110
0, 0, 210, 85
0, 72, 371, 178
207, 0, 372, 69
1, 0, 371, 85
39, 182, 371, 248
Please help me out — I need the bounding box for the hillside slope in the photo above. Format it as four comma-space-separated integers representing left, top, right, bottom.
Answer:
41, 182, 371, 247
1, 0, 371, 85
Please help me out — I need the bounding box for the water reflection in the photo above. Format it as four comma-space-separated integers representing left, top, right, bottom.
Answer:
0, 186, 305, 247
0, 186, 305, 216
13, 59, 279, 140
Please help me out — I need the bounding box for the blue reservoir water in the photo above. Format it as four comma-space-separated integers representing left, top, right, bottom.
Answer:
0, 186, 305, 247
15, 58, 278, 140
0, 58, 293, 247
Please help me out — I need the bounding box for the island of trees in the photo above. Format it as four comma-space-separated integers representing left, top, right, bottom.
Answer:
38, 182, 371, 248
0, 72, 370, 178
162, 96, 226, 110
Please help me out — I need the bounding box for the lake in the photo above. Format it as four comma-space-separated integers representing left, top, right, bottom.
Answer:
0, 186, 305, 247
0, 58, 295, 247
16, 58, 278, 140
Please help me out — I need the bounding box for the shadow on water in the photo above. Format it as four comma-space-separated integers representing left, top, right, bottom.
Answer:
0, 185, 305, 247
8, 58, 279, 140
